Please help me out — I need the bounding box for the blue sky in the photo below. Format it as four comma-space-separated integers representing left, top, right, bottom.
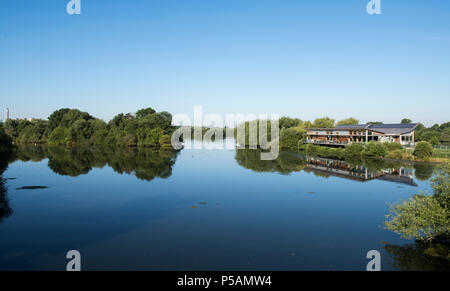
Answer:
0, 0, 449, 126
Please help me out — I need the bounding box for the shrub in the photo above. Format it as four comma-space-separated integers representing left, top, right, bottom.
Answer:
363, 142, 387, 157
280, 128, 305, 151
414, 141, 434, 160
344, 144, 364, 158
306, 144, 319, 155
386, 150, 403, 160
384, 142, 403, 152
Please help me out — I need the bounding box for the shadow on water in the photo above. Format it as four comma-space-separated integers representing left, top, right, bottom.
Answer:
235, 149, 435, 187
383, 242, 450, 271
13, 145, 179, 182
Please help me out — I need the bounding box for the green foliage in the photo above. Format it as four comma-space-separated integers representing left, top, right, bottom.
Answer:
48, 127, 68, 145
279, 117, 302, 129
280, 128, 305, 151
0, 127, 14, 154
429, 136, 440, 146
9, 108, 175, 149
401, 118, 412, 124
384, 142, 404, 152
312, 117, 335, 128
136, 107, 156, 119
415, 121, 450, 145
386, 150, 404, 160
344, 144, 364, 158
48, 108, 70, 130
414, 141, 434, 160
336, 117, 359, 126
235, 149, 306, 174
385, 163, 450, 242
362, 141, 387, 157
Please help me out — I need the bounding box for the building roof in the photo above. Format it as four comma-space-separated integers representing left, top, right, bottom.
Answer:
367, 123, 418, 135
307, 123, 418, 135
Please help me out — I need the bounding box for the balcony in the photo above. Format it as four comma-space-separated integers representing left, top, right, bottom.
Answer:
305, 139, 351, 146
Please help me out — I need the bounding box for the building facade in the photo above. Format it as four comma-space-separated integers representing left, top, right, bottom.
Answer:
306, 123, 418, 147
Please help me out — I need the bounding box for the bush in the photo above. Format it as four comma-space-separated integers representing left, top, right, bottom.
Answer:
386, 150, 404, 160
280, 128, 305, 151
384, 142, 403, 152
414, 141, 434, 160
363, 142, 387, 157
306, 144, 319, 155
344, 144, 364, 158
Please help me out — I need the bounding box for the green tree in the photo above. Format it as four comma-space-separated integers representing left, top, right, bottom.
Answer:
0, 127, 14, 154
401, 118, 412, 124
429, 136, 440, 146
336, 118, 359, 126
414, 141, 434, 160
312, 117, 335, 128
279, 128, 305, 151
136, 107, 156, 119
363, 142, 387, 157
385, 163, 449, 242
279, 117, 302, 129
344, 144, 364, 158
48, 108, 70, 130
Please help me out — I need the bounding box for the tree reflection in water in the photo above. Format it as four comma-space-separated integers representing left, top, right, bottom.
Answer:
14, 145, 179, 182
0, 152, 14, 223
235, 149, 433, 186
383, 242, 450, 271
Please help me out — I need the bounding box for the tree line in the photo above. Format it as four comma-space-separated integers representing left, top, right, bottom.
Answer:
0, 108, 175, 148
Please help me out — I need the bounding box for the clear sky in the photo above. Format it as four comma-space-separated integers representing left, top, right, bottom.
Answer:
1, 0, 449, 126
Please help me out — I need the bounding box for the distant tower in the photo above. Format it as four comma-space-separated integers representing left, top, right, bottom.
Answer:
5, 108, 9, 120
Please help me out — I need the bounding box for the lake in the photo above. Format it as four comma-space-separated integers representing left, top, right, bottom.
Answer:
0, 142, 448, 270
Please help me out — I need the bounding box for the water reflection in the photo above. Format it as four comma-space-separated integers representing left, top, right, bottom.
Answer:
383, 242, 450, 271
0, 152, 14, 223
14, 145, 179, 182
236, 149, 434, 187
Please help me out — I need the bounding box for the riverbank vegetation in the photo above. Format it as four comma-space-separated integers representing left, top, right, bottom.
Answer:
384, 163, 449, 261
0, 126, 14, 155
0, 108, 175, 148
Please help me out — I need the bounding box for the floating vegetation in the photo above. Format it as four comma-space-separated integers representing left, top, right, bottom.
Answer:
191, 205, 198, 209
16, 186, 49, 190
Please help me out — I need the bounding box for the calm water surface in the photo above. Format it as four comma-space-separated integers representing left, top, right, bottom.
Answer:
0, 143, 447, 270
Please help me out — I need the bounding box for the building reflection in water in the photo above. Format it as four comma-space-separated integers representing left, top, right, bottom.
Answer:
305, 157, 417, 186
